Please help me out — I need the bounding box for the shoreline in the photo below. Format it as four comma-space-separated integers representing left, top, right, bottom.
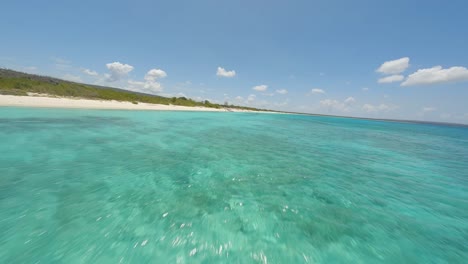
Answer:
0, 94, 264, 113
2, 95, 464, 126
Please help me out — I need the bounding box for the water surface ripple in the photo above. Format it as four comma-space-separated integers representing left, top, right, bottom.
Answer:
0, 108, 467, 263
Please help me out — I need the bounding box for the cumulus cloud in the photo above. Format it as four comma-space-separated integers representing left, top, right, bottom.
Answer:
378, 104, 391, 111
310, 88, 325, 94
401, 66, 468, 86
247, 94, 256, 102
317, 97, 355, 113
106, 62, 134, 82
82, 68, 98, 76
362, 104, 375, 112
127, 80, 145, 87
126, 68, 167, 93
144, 69, 167, 82
128, 79, 163, 92
344, 97, 355, 104
378, 74, 404, 83
253, 85, 268, 91
320, 99, 349, 112
362, 103, 397, 113
276, 89, 288, 94
216, 67, 236, 78
320, 99, 340, 107
144, 81, 163, 92
376, 57, 410, 74
235, 96, 243, 101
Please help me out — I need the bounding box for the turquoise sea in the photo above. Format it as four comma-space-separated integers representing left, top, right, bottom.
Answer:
1, 107, 467, 263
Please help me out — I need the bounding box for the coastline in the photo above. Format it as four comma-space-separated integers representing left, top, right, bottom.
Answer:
0, 95, 465, 126
0, 94, 262, 113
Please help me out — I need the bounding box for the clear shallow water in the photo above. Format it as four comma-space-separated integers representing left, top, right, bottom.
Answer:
0, 107, 467, 263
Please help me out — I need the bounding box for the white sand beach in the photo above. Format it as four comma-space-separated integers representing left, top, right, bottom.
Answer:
0, 94, 261, 112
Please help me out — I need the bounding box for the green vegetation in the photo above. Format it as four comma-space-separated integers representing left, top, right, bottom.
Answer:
0, 89, 28, 96
0, 69, 268, 111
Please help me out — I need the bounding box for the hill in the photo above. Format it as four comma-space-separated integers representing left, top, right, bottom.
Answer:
0, 69, 266, 111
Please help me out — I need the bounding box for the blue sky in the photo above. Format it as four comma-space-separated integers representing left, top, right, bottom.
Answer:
1, 0, 468, 123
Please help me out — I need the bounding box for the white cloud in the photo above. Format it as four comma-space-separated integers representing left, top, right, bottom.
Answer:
344, 97, 355, 104
317, 97, 359, 113
128, 80, 144, 85
310, 88, 325, 94
144, 81, 163, 92
128, 79, 163, 92
82, 68, 98, 76
235, 96, 243, 101
422, 107, 436, 112
127, 68, 167, 93
362, 104, 375, 112
320, 99, 349, 112
253, 85, 268, 91
378, 74, 404, 83
401, 66, 468, 86
376, 57, 410, 74
320, 99, 339, 107
362, 104, 376, 112
144, 69, 167, 81
362, 87, 369, 91
276, 89, 288, 94
362, 103, 397, 113
106, 62, 134, 82
216, 67, 236, 78
247, 94, 256, 102
378, 104, 391, 111
127, 80, 145, 91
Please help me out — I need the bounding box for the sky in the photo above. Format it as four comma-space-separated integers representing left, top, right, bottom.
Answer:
1, 0, 468, 123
